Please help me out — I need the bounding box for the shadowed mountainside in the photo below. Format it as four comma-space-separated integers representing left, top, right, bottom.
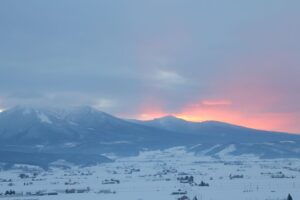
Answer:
0, 106, 300, 167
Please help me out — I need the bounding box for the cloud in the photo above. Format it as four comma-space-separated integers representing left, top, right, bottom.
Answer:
0, 0, 300, 133
154, 70, 186, 87
201, 99, 232, 106
94, 98, 116, 109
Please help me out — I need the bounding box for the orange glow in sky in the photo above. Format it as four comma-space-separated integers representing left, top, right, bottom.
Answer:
175, 106, 297, 133
137, 99, 168, 120
136, 100, 300, 134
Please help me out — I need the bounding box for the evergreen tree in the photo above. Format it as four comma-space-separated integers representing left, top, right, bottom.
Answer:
287, 194, 293, 200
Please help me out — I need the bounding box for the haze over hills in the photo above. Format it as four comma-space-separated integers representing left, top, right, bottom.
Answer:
0, 106, 300, 167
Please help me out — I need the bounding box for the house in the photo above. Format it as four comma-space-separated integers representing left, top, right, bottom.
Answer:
102, 179, 120, 184
177, 176, 194, 184
178, 195, 190, 200
198, 181, 209, 187
171, 189, 187, 195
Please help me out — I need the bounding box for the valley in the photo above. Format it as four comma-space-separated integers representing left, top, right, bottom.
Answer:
0, 147, 299, 200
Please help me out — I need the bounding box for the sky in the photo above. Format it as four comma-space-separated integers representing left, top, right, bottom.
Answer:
0, 0, 300, 133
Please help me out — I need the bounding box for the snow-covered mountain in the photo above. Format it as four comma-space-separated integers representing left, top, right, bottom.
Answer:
134, 116, 300, 158
0, 106, 179, 145
134, 115, 299, 142
0, 106, 300, 167
0, 106, 189, 167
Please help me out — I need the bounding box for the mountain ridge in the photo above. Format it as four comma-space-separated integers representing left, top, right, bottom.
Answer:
135, 115, 293, 135
0, 105, 300, 167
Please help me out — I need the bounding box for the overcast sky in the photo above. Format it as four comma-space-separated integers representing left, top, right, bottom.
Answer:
0, 0, 300, 133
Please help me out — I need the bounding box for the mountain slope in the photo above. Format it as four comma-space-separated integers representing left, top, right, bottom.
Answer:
135, 116, 300, 142
133, 116, 300, 158
0, 106, 193, 166
0, 106, 300, 167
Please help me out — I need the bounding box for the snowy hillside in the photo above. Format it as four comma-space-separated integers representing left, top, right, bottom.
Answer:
0, 106, 300, 167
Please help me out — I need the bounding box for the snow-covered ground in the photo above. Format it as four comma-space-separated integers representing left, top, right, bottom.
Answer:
0, 147, 299, 200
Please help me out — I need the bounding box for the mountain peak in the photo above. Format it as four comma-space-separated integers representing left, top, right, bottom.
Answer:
3, 105, 46, 117
0, 105, 300, 164
153, 115, 187, 122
